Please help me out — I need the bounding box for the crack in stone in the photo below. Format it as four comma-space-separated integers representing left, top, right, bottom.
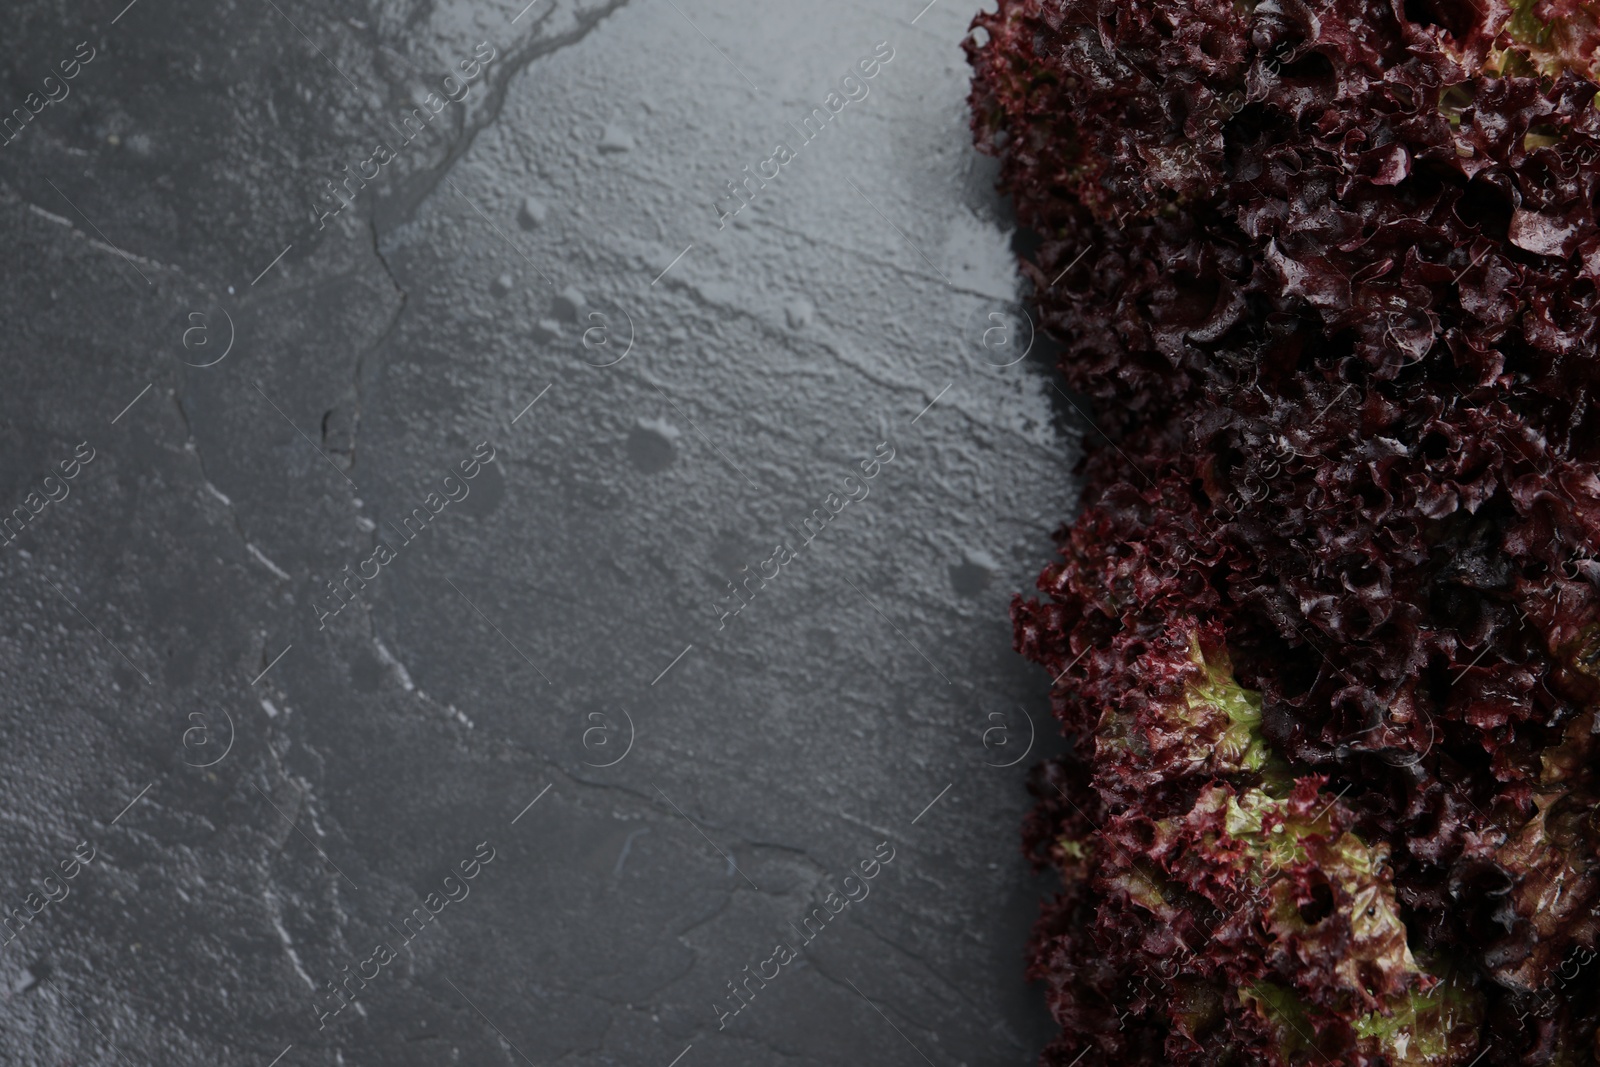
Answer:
698, 1032, 814, 1063
170, 388, 304, 590
332, 0, 640, 506
804, 952, 965, 1056
3, 182, 193, 282
170, 389, 281, 578
339, 215, 411, 476
855, 920, 1009, 1036
375, 0, 639, 234
672, 889, 738, 942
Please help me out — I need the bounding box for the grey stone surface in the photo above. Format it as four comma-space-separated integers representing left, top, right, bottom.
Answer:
0, 0, 1081, 1063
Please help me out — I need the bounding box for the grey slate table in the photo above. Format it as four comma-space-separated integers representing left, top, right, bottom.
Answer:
0, 0, 1080, 1062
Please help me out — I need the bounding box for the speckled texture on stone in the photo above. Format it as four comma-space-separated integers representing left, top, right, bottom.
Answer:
0, 0, 1081, 1064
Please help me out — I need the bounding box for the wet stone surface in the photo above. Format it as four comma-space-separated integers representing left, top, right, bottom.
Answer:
0, 0, 1081, 1063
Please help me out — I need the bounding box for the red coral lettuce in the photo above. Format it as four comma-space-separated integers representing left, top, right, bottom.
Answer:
974, 0, 1600, 1062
